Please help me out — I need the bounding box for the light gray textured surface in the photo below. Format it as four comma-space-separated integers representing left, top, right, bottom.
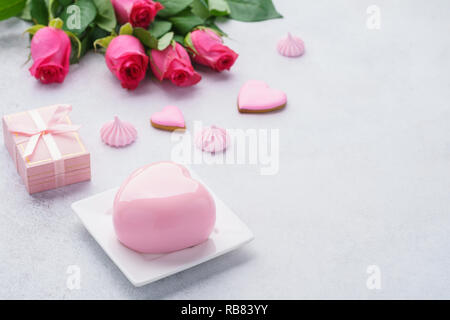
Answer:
1, 0, 450, 299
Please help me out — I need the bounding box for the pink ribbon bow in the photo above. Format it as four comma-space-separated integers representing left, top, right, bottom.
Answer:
8, 105, 81, 158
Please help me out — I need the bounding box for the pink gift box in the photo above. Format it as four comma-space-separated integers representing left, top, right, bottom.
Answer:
2, 104, 91, 194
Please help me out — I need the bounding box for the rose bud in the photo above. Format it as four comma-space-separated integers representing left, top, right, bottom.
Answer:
111, 0, 164, 29
105, 35, 149, 90
29, 27, 71, 84
185, 28, 238, 72
149, 42, 201, 87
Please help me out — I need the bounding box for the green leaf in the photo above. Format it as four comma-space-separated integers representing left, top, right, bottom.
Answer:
157, 0, 193, 18
204, 16, 226, 36
18, 0, 32, 21
148, 19, 172, 38
183, 31, 195, 53
47, 0, 58, 19
65, 30, 82, 60
78, 33, 90, 59
157, 31, 173, 50
92, 0, 116, 32
93, 34, 114, 52
61, 0, 97, 36
30, 0, 49, 25
226, 0, 282, 22
119, 22, 133, 35
133, 27, 158, 49
59, 0, 72, 5
173, 34, 184, 45
0, 0, 26, 21
23, 23, 45, 35
169, 12, 204, 35
49, 17, 63, 28
85, 26, 109, 53
89, 25, 109, 42
47, 0, 68, 19
191, 0, 209, 19
208, 0, 230, 16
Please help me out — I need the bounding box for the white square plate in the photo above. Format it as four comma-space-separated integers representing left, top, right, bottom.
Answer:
71, 171, 254, 287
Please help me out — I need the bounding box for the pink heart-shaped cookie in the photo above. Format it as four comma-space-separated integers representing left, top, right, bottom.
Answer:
238, 80, 287, 113
113, 162, 216, 253
151, 105, 185, 131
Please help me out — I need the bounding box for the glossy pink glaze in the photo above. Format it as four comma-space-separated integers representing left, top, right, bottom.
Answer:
151, 105, 185, 128
113, 162, 216, 253
238, 80, 287, 111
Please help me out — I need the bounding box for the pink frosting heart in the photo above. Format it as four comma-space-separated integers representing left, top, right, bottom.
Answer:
151, 105, 185, 128
113, 162, 216, 253
238, 80, 287, 112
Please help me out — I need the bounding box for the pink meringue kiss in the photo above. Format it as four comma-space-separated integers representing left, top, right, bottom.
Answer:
277, 33, 305, 57
100, 116, 137, 147
195, 125, 230, 153
113, 161, 216, 253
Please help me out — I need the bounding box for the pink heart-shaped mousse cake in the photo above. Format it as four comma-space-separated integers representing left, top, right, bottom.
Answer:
113, 162, 216, 253
238, 80, 287, 113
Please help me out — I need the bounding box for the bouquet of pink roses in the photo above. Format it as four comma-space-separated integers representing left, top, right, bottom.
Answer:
0, 0, 281, 89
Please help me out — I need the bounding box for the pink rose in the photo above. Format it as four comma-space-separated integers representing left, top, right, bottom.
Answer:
111, 0, 164, 29
29, 27, 71, 84
186, 29, 238, 72
105, 35, 149, 90
150, 42, 201, 87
